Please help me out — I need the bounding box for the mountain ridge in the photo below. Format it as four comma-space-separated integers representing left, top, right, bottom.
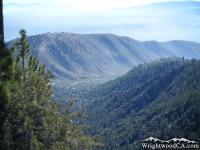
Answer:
7, 33, 200, 80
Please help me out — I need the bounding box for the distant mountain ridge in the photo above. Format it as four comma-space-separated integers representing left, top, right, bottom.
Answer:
4, 3, 45, 7
8, 33, 200, 80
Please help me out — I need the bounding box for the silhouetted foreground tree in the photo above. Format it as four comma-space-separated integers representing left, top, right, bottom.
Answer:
0, 35, 17, 148
0, 0, 4, 41
0, 30, 103, 149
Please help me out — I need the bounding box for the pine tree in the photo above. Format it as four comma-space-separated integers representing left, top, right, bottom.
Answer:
0, 36, 17, 149
0, 41, 14, 110
15, 29, 31, 81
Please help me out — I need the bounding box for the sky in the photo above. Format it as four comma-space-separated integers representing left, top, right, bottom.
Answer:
3, 0, 200, 42
4, 0, 200, 9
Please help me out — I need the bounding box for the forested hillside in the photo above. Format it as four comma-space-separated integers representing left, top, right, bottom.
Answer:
85, 58, 200, 150
0, 30, 103, 150
7, 33, 200, 80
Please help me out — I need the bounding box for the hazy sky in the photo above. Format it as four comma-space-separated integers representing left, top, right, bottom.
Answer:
4, 0, 200, 8
4, 0, 200, 42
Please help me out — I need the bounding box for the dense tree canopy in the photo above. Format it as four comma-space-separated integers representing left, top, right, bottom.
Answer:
86, 58, 200, 150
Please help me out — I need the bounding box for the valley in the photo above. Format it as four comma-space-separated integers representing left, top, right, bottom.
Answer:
51, 57, 200, 149
2, 1, 200, 149
52, 75, 118, 109
7, 32, 200, 150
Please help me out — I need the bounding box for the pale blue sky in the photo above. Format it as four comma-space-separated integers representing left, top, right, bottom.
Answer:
4, 0, 200, 9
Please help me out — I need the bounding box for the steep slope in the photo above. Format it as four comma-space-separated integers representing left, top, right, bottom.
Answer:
26, 33, 157, 80
8, 33, 200, 80
85, 58, 200, 150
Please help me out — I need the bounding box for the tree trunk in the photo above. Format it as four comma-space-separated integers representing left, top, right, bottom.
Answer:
0, 0, 3, 41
